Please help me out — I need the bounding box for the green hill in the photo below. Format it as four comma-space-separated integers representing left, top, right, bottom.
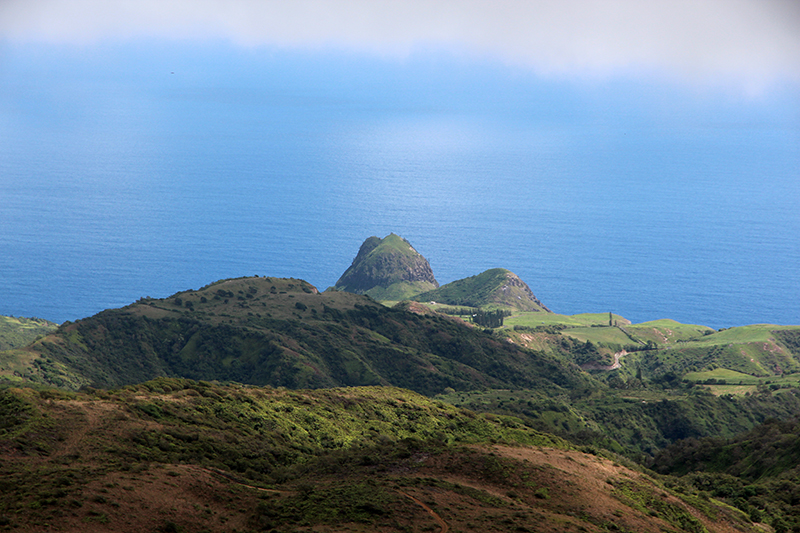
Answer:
3, 238, 800, 531
414, 268, 551, 312
0, 276, 590, 395
334, 234, 438, 300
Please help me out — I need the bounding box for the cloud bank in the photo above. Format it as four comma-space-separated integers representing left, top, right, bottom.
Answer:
2, 0, 799, 90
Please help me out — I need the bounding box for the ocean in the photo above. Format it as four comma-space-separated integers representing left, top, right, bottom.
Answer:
1, 43, 798, 328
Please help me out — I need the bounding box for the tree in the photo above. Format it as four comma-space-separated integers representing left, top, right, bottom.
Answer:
472, 309, 509, 328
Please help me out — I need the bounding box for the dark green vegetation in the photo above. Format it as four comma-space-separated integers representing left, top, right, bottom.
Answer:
333, 233, 439, 300
0, 315, 57, 350
414, 268, 551, 312
0, 380, 760, 532
651, 417, 800, 532
0, 276, 589, 396
472, 308, 512, 328
438, 386, 800, 459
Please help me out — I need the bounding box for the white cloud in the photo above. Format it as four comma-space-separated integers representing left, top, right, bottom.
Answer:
2, 0, 798, 90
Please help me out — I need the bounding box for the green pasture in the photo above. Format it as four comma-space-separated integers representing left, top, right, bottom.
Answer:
686, 324, 793, 346
625, 320, 714, 344
0, 316, 58, 351
561, 326, 634, 345
684, 368, 764, 384
703, 384, 759, 396
504, 312, 628, 328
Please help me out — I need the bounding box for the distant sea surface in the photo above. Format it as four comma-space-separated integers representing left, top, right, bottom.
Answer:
1, 44, 798, 328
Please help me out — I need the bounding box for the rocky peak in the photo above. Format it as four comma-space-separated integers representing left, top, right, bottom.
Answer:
334, 234, 438, 299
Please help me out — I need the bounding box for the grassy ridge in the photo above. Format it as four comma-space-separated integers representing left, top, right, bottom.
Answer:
1, 277, 592, 395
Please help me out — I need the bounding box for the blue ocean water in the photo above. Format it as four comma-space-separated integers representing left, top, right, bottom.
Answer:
1, 42, 798, 328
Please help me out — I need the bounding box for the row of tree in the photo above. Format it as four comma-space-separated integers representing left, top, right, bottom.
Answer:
471, 309, 512, 328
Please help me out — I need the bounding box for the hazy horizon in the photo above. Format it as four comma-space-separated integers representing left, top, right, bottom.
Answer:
1, 1, 798, 327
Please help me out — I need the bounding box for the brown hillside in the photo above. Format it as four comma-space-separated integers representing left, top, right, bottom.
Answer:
0, 384, 758, 533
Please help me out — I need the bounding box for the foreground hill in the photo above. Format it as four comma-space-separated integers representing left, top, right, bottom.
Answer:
0, 380, 759, 533
414, 268, 551, 312
0, 276, 589, 394
334, 234, 439, 300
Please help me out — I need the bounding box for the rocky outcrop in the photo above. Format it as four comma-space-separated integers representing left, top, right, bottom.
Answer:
334, 234, 438, 300
502, 271, 551, 312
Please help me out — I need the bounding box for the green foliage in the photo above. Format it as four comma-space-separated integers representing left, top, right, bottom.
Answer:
651, 416, 800, 531
0, 378, 779, 532
13, 278, 592, 397
261, 481, 395, 526
652, 416, 800, 480
439, 386, 800, 460
0, 388, 37, 437
2, 380, 567, 484
609, 478, 708, 532
0, 316, 58, 350
471, 309, 510, 328
774, 329, 800, 357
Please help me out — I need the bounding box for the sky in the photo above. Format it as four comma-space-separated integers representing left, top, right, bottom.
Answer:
0, 1, 798, 326
2, 0, 799, 94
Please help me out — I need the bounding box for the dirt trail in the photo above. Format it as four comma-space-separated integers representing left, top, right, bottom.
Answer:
50, 400, 118, 461
202, 467, 294, 496
581, 350, 626, 371
397, 490, 449, 533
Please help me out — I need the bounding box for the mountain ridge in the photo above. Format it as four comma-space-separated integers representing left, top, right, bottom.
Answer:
0, 276, 589, 395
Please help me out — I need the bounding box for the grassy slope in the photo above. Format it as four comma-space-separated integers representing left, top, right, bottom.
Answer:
0, 316, 58, 351
504, 311, 800, 382
0, 277, 591, 396
413, 268, 550, 312
364, 280, 437, 301
0, 380, 757, 533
